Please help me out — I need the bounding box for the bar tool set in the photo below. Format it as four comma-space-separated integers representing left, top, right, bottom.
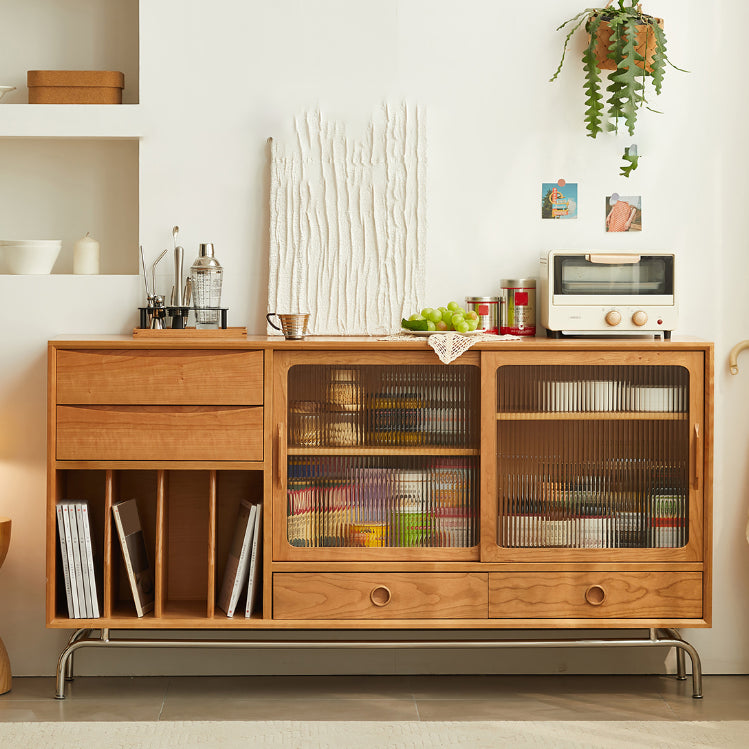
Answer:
138, 226, 227, 331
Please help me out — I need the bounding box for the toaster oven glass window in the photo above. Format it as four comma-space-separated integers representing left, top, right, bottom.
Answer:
555, 255, 673, 295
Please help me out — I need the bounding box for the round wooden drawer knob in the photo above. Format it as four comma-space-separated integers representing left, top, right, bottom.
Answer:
370, 585, 392, 607
584, 584, 607, 606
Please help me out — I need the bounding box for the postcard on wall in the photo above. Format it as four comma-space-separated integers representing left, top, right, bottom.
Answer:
542, 181, 578, 219
606, 194, 642, 232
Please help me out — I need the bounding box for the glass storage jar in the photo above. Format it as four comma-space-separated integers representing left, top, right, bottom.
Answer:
327, 368, 363, 412
289, 400, 322, 447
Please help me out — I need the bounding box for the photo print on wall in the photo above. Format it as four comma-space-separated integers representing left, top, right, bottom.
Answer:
542, 180, 578, 219
606, 194, 642, 232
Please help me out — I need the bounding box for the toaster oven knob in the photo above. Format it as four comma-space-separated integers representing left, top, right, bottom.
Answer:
632, 310, 648, 327
605, 310, 622, 327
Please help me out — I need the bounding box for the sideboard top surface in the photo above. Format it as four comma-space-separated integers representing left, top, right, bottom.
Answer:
48, 334, 713, 353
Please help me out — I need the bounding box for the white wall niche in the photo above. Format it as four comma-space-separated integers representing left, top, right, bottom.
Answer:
0, 0, 139, 105
0, 138, 139, 275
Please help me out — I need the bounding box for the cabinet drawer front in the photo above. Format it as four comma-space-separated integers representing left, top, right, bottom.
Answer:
273, 573, 488, 620
56, 349, 263, 405
488, 572, 702, 619
57, 405, 263, 461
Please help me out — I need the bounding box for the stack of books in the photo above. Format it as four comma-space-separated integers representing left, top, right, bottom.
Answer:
218, 500, 262, 617
55, 500, 100, 619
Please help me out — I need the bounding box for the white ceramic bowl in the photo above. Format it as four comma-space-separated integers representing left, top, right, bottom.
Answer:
0, 86, 16, 102
0, 240, 62, 274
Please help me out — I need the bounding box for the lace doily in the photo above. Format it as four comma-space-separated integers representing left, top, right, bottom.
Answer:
377, 332, 522, 363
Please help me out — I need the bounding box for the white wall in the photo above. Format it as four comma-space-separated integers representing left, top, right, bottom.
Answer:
1, 0, 748, 677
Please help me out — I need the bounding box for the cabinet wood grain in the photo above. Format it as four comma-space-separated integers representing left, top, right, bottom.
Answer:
274, 572, 488, 619
57, 349, 263, 405
488, 571, 702, 619
57, 405, 263, 461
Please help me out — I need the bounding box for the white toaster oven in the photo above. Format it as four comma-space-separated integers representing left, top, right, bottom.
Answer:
540, 250, 677, 338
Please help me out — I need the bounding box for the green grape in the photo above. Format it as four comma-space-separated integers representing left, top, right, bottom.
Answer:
426, 320, 437, 331
447, 301, 460, 312
409, 313, 425, 321
467, 318, 479, 331
427, 309, 442, 323
436, 320, 448, 331
451, 313, 465, 326
420, 308, 433, 318
442, 310, 453, 327
465, 310, 478, 322
455, 320, 470, 334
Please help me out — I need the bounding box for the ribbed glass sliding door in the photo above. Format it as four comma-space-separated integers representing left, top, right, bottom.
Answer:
497, 365, 689, 550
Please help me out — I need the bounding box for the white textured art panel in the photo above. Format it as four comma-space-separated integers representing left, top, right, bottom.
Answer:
268, 104, 426, 335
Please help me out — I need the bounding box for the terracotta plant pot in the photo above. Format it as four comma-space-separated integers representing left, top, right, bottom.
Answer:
588, 13, 664, 73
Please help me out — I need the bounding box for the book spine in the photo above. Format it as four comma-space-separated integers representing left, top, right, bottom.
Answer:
80, 503, 100, 618
227, 503, 256, 616
245, 503, 263, 617
55, 503, 75, 618
73, 502, 93, 618
61, 503, 81, 618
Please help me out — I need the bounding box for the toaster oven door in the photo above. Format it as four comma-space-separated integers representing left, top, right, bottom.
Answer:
554, 253, 674, 302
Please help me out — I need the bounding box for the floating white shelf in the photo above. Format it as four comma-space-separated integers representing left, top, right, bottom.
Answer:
0, 105, 143, 139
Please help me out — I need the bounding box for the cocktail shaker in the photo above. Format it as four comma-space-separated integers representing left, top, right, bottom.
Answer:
190, 243, 223, 329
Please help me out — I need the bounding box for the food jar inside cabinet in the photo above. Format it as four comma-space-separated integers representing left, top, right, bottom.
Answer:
289, 400, 322, 447
327, 368, 363, 411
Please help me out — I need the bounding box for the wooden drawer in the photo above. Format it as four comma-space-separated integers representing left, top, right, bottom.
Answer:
488, 571, 702, 619
57, 405, 263, 461
56, 349, 263, 405
273, 573, 488, 620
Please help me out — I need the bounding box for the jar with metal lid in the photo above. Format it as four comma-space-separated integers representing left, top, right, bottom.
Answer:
327, 368, 363, 412
324, 411, 362, 447
465, 296, 499, 334
289, 400, 322, 447
500, 278, 536, 336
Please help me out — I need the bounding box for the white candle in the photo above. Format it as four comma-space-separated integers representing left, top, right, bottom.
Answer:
73, 232, 100, 274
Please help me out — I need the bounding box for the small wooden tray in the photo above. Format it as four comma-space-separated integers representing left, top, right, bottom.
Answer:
132, 327, 248, 338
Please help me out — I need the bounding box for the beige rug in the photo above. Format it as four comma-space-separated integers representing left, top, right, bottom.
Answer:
0, 721, 746, 749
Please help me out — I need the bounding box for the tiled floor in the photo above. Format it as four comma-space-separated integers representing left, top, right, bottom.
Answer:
0, 674, 747, 722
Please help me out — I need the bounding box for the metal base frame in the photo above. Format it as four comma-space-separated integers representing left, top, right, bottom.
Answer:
55, 627, 703, 700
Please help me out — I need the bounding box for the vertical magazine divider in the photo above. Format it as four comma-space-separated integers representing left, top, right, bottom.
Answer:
51, 470, 65, 618
207, 470, 217, 618
154, 469, 167, 618
102, 469, 115, 618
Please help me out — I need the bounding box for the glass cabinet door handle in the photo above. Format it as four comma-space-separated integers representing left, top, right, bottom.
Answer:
693, 423, 702, 490
277, 423, 286, 492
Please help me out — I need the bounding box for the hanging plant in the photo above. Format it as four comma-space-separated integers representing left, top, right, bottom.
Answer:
550, 0, 684, 141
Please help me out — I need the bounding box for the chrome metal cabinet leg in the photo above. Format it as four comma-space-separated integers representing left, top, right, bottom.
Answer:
676, 640, 703, 699
56, 629, 96, 699
663, 628, 702, 698
51, 628, 706, 699
63, 629, 88, 682
675, 646, 687, 680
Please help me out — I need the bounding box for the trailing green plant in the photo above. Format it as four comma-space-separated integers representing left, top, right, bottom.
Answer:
550, 0, 683, 141
620, 144, 639, 177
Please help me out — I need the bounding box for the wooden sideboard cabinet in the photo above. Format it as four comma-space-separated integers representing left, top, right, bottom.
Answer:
47, 336, 713, 695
